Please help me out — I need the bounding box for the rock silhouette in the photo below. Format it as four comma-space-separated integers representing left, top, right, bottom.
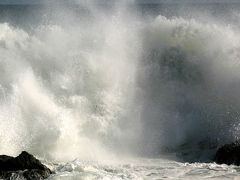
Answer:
0, 151, 52, 179
214, 141, 240, 166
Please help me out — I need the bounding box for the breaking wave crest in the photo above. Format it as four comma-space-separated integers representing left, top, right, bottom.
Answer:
1, 3, 240, 162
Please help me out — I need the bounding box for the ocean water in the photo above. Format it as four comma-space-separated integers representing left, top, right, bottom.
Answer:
1, 1, 240, 179
46, 158, 240, 180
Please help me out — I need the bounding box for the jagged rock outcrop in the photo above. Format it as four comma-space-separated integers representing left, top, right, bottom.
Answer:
214, 141, 240, 166
0, 151, 52, 179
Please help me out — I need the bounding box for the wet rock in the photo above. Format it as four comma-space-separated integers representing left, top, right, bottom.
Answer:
214, 141, 240, 166
0, 151, 52, 179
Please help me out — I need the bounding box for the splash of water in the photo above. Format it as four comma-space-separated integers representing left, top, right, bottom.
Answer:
0, 2, 240, 162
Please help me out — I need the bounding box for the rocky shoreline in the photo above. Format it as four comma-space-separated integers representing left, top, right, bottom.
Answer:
0, 143, 239, 180
0, 151, 52, 180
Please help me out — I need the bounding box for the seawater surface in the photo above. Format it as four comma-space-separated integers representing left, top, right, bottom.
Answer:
46, 158, 240, 180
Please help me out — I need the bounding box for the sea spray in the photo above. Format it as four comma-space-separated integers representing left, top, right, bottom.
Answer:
0, 2, 240, 163
0, 3, 141, 161
137, 15, 240, 159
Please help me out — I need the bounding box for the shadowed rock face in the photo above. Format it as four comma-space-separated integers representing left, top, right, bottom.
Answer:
0, 151, 52, 179
214, 141, 240, 166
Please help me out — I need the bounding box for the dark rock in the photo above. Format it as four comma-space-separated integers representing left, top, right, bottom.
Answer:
0, 151, 52, 179
214, 141, 240, 166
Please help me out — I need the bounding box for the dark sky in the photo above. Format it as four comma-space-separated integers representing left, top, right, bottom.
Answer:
0, 0, 240, 4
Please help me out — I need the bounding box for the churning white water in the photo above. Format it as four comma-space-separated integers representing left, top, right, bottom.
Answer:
1, 1, 240, 179
0, 3, 141, 161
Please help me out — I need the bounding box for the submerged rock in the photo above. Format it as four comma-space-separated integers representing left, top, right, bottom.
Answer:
214, 141, 240, 166
0, 151, 52, 179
